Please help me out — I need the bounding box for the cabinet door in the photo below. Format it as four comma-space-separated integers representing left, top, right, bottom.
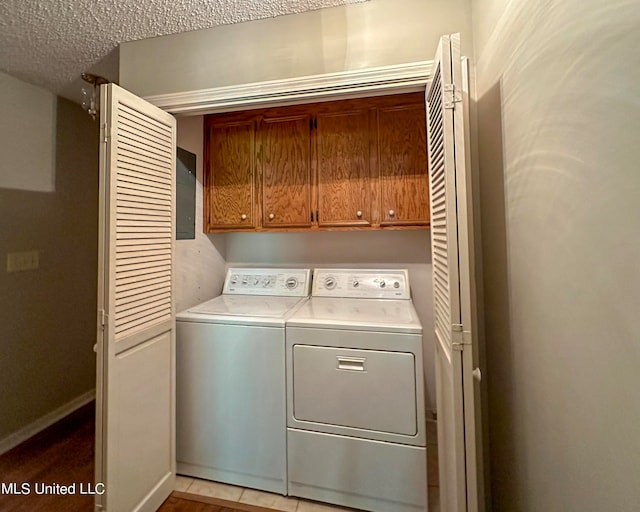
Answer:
260, 114, 312, 228
378, 103, 429, 226
316, 109, 373, 227
205, 118, 255, 230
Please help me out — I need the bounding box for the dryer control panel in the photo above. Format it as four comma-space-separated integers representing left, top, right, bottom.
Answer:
224, 268, 312, 296
312, 269, 410, 299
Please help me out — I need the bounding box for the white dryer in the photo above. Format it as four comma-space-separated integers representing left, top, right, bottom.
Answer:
286, 269, 427, 512
176, 268, 311, 495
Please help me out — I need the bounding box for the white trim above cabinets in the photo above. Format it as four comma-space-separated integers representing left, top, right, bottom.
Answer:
143, 61, 433, 115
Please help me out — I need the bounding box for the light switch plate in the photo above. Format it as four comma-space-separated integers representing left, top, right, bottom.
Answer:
7, 250, 39, 272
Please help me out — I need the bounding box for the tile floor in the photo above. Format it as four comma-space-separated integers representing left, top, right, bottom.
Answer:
176, 476, 440, 512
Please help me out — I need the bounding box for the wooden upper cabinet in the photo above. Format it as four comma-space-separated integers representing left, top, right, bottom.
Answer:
260, 113, 312, 228
203, 93, 429, 232
316, 108, 373, 227
204, 116, 256, 230
377, 102, 429, 226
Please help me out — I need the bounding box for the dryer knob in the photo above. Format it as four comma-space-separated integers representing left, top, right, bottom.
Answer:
379, 280, 386, 288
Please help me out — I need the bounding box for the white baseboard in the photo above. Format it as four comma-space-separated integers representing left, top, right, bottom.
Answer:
0, 389, 96, 456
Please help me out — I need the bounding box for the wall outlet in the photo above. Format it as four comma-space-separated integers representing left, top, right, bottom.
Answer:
7, 250, 39, 272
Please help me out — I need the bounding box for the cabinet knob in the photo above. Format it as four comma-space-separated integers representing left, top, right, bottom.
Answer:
388, 209, 395, 217
241, 214, 247, 221
356, 210, 363, 218
269, 213, 275, 220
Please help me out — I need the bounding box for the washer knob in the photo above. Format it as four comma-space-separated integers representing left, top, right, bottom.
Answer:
285, 277, 298, 289
353, 279, 359, 288
379, 280, 386, 288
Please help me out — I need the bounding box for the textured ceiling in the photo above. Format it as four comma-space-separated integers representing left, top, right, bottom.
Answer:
0, 0, 368, 98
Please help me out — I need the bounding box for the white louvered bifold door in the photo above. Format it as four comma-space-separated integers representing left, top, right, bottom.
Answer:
426, 34, 482, 512
95, 84, 176, 512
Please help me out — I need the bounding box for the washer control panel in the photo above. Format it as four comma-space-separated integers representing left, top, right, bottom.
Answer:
223, 268, 311, 296
312, 269, 410, 299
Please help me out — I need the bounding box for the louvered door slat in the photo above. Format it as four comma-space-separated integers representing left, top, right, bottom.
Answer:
119, 124, 174, 154
117, 219, 172, 227
117, 181, 172, 199
118, 104, 174, 144
112, 97, 174, 344
427, 49, 461, 355
118, 195, 171, 208
115, 277, 167, 296
115, 249, 171, 260
115, 308, 171, 337
118, 169, 172, 188
117, 211, 171, 222
118, 154, 174, 177
118, 136, 173, 163
117, 131, 172, 157
115, 283, 171, 302
117, 145, 172, 169
115, 294, 171, 318
116, 241, 172, 250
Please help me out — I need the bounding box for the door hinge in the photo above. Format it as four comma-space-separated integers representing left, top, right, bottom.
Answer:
98, 309, 107, 329
101, 122, 109, 143
311, 211, 314, 222
451, 323, 472, 351
444, 84, 462, 110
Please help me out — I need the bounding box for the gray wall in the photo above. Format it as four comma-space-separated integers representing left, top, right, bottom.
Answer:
471, 0, 640, 510
120, 0, 473, 97
0, 85, 98, 441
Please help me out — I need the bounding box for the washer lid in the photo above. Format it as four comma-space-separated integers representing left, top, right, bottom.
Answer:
177, 295, 307, 326
287, 297, 422, 334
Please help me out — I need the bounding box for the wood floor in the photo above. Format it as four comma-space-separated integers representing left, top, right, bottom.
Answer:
0, 403, 280, 512
0, 401, 95, 512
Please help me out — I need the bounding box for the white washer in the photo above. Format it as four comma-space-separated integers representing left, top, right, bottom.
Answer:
176, 268, 311, 495
286, 269, 427, 512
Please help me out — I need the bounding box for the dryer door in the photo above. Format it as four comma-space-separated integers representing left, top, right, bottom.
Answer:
292, 345, 417, 437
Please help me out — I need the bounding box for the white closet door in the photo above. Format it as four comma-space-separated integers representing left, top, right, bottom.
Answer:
426, 34, 482, 512
95, 83, 177, 512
